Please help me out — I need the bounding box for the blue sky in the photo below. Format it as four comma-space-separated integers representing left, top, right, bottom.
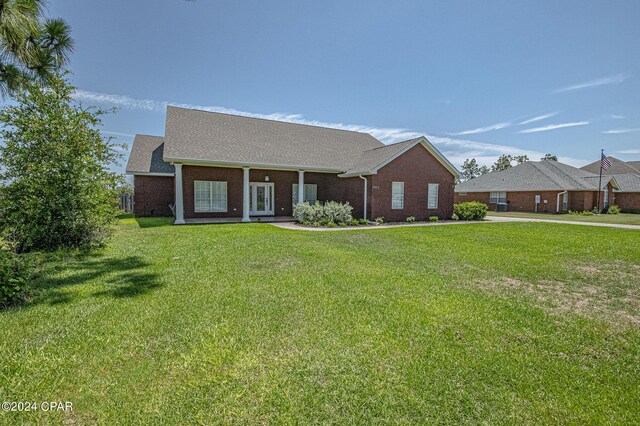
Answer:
48, 0, 640, 173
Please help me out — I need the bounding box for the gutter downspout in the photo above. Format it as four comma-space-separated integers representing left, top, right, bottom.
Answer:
556, 190, 568, 213
359, 175, 367, 220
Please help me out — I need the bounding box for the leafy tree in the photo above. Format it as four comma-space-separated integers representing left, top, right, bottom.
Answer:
0, 0, 73, 96
0, 73, 123, 252
541, 153, 558, 161
513, 155, 529, 164
491, 154, 514, 172
461, 158, 490, 180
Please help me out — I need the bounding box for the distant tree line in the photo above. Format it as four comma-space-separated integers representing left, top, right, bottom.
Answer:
461, 153, 558, 181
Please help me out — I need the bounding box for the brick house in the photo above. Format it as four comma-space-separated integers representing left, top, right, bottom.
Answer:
126, 107, 460, 223
454, 160, 619, 213
581, 156, 640, 213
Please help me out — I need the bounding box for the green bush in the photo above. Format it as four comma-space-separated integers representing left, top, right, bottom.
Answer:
568, 210, 594, 216
453, 202, 488, 220
406, 216, 416, 223
0, 246, 32, 307
293, 201, 353, 225
375, 217, 385, 224
358, 218, 369, 225
607, 205, 621, 215
451, 213, 459, 221
350, 219, 360, 226
429, 216, 439, 222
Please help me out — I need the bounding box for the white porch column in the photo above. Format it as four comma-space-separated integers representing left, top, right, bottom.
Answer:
242, 167, 251, 222
174, 164, 185, 224
297, 170, 305, 204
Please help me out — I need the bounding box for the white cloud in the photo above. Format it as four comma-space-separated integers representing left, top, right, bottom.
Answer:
518, 112, 558, 125
425, 135, 588, 168
616, 149, 640, 154
554, 73, 627, 93
610, 114, 625, 119
518, 121, 589, 134
450, 121, 511, 136
73, 89, 422, 143
602, 128, 640, 134
73, 89, 591, 169
103, 130, 136, 138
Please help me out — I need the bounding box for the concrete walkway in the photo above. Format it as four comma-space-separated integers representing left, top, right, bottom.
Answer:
485, 215, 640, 230
270, 216, 640, 231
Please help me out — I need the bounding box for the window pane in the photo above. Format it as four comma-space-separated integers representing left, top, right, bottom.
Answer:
428, 183, 439, 209
490, 191, 506, 203
392, 182, 404, 209
194, 181, 211, 212
305, 184, 317, 204
211, 181, 227, 212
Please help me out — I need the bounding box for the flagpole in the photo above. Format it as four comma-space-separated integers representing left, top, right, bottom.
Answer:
596, 149, 603, 213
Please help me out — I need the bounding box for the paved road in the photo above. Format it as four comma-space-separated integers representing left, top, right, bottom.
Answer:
485, 215, 640, 230
270, 216, 640, 231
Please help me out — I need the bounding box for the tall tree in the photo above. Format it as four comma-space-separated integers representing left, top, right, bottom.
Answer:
491, 155, 514, 172
541, 154, 558, 161
0, 0, 73, 96
0, 73, 123, 252
513, 155, 529, 164
461, 158, 489, 180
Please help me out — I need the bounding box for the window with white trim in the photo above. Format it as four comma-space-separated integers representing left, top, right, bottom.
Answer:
428, 183, 439, 209
489, 191, 507, 203
562, 192, 568, 211
292, 184, 318, 205
392, 182, 404, 209
603, 189, 609, 208
194, 181, 227, 212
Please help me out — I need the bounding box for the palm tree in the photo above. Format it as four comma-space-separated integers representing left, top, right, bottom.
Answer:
0, 0, 73, 96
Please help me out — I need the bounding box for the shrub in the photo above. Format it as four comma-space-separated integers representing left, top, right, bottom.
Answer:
429, 215, 439, 222
375, 217, 385, 224
607, 204, 621, 215
405, 216, 416, 223
453, 202, 488, 220
451, 213, 459, 221
293, 201, 353, 225
327, 222, 337, 228
0, 246, 32, 307
359, 218, 369, 225
568, 210, 594, 216
350, 219, 360, 226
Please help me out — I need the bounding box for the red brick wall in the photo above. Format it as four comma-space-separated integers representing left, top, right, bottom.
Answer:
614, 192, 640, 213
180, 166, 367, 218
455, 187, 617, 213
370, 144, 455, 221
182, 166, 244, 218
133, 175, 175, 217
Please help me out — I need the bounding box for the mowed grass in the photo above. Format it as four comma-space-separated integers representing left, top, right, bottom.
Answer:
1, 218, 639, 424
488, 210, 640, 225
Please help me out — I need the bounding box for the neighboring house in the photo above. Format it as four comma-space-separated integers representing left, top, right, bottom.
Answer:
454, 160, 619, 213
126, 107, 460, 223
581, 156, 640, 213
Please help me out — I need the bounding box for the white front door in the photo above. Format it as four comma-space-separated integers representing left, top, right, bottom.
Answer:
250, 183, 274, 216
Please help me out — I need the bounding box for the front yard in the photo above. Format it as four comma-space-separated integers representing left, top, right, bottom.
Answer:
1, 218, 639, 424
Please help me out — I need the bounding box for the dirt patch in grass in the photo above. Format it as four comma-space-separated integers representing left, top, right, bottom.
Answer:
472, 272, 640, 329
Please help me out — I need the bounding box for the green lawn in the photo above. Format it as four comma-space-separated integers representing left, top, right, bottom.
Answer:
488, 210, 640, 225
1, 218, 639, 424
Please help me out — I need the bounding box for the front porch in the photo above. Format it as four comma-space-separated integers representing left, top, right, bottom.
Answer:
183, 216, 295, 225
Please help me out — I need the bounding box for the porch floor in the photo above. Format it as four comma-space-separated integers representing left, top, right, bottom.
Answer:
182, 216, 295, 225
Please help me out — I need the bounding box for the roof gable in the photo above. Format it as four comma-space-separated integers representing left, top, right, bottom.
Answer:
126, 135, 174, 175
581, 156, 640, 176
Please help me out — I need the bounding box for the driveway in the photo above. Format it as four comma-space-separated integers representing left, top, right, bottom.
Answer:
485, 215, 640, 230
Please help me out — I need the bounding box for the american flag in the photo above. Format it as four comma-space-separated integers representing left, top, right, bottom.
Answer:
601, 153, 612, 170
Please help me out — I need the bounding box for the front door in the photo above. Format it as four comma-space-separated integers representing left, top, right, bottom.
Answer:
250, 183, 274, 216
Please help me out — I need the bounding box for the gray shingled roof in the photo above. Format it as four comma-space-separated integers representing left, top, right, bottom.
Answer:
162, 107, 383, 171
343, 138, 419, 175
627, 161, 640, 171
455, 160, 616, 192
125, 135, 174, 174
612, 173, 640, 192
581, 156, 640, 176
